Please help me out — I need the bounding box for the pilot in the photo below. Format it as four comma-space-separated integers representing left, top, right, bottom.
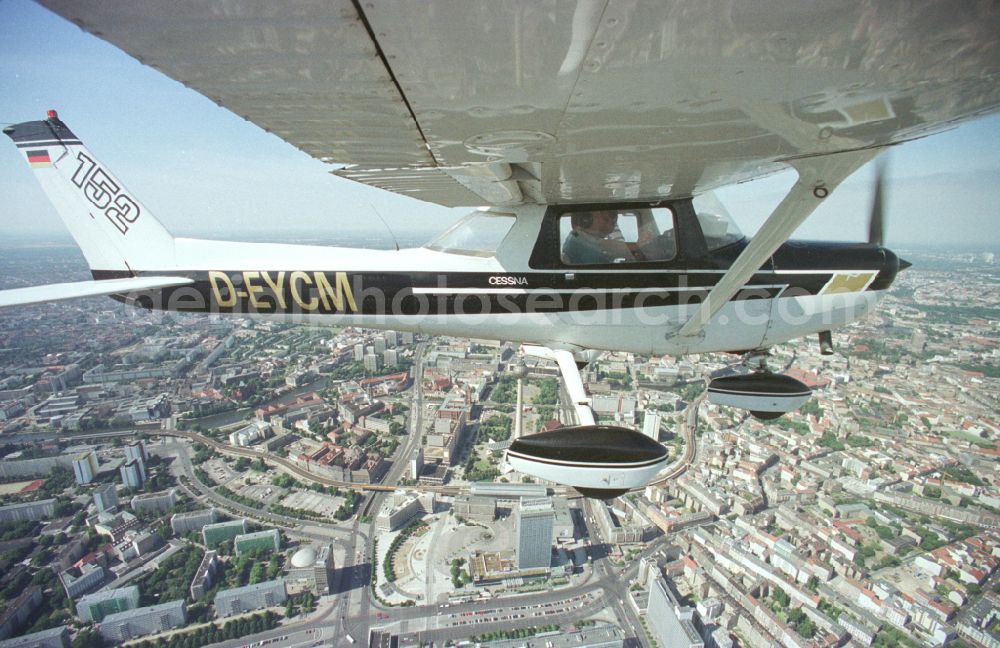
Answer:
562, 211, 632, 264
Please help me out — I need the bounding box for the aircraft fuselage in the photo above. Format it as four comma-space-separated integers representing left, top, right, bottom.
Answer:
3, 116, 906, 358
100, 207, 904, 356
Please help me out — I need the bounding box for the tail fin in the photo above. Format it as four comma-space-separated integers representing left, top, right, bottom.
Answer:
4, 111, 175, 274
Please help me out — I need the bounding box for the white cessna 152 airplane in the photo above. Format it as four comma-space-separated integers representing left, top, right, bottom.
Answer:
4, 1, 999, 498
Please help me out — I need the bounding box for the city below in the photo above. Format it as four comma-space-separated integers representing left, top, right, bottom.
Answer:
0, 245, 997, 648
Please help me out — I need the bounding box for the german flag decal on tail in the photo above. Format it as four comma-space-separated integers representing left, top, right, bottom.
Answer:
26, 150, 52, 168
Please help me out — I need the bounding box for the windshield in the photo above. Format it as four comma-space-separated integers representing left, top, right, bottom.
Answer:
693, 192, 744, 251
425, 210, 516, 257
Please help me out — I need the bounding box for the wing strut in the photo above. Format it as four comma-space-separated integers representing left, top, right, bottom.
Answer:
675, 149, 882, 344
521, 344, 595, 426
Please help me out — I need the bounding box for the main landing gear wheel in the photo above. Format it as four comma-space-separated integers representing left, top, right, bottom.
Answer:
507, 425, 669, 500
707, 350, 813, 421
508, 345, 669, 499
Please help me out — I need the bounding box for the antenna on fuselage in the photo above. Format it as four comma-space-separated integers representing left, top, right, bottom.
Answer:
369, 203, 400, 252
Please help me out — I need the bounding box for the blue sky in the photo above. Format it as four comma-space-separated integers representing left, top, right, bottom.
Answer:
1, 0, 999, 248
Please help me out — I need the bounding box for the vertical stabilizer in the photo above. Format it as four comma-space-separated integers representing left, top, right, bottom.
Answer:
3, 111, 175, 273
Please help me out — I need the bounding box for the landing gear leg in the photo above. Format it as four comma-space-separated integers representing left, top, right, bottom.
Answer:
507, 345, 669, 500
520, 344, 595, 426
742, 349, 772, 373
741, 350, 785, 420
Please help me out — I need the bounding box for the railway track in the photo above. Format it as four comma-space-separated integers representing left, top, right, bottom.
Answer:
159, 390, 699, 502
159, 429, 462, 496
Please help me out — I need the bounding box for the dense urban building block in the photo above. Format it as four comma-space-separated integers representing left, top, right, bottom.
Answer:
647, 575, 704, 648
375, 491, 431, 533
453, 495, 496, 523
120, 458, 145, 490
98, 599, 187, 642
234, 528, 281, 555
71, 451, 98, 485
515, 497, 554, 572
287, 544, 336, 594
0, 499, 55, 523
214, 580, 287, 617
170, 508, 217, 535
0, 626, 70, 648
0, 587, 42, 641
202, 519, 248, 546
59, 563, 105, 599
190, 551, 221, 600
75, 586, 140, 622
92, 484, 118, 513
130, 488, 177, 513
124, 440, 147, 465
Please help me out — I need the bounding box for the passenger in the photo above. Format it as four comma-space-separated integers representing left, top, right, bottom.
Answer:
562, 211, 632, 264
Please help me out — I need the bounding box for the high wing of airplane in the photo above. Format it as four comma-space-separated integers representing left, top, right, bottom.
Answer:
34, 1, 1000, 207
4, 1, 1000, 497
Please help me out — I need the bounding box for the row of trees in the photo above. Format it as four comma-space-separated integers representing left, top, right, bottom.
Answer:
0, 519, 38, 543
225, 547, 283, 590
233, 456, 267, 472
450, 558, 470, 588
328, 361, 368, 381
270, 472, 302, 489
679, 382, 705, 402
383, 520, 428, 582
334, 489, 361, 521
490, 376, 518, 403
19, 566, 73, 635
818, 431, 846, 451
769, 589, 816, 639
269, 502, 325, 522
533, 378, 560, 404
866, 516, 901, 540
491, 376, 560, 404
472, 625, 561, 642
285, 591, 315, 618
137, 545, 204, 606
476, 415, 511, 443
191, 442, 214, 464
37, 466, 77, 498
215, 484, 263, 510
463, 452, 500, 482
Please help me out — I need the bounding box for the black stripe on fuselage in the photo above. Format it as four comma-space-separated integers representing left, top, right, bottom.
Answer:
506, 449, 667, 469
707, 387, 813, 397
93, 269, 841, 290
91, 269, 883, 316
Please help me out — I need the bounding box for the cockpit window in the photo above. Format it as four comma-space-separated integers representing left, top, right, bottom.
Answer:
693, 192, 743, 251
425, 210, 515, 257
559, 207, 675, 266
